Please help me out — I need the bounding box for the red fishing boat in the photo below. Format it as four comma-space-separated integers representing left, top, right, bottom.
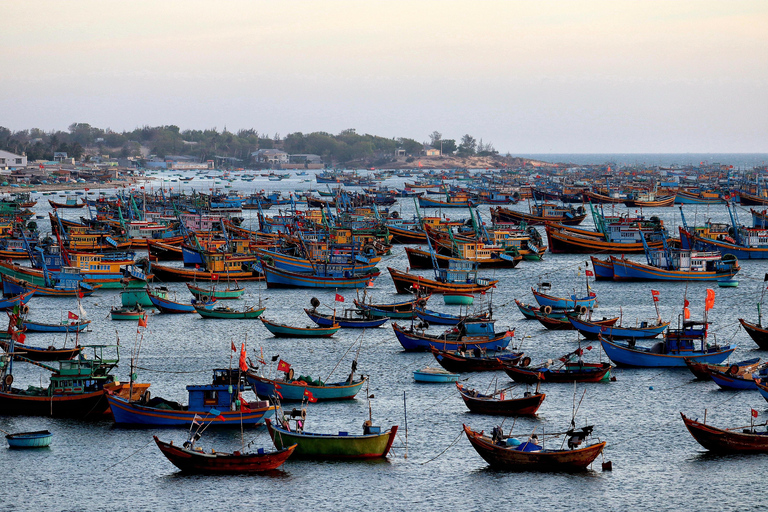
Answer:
154, 436, 296, 473
681, 413, 768, 453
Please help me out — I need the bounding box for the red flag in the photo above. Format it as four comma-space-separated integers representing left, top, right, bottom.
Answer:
705, 288, 715, 311
585, 270, 594, 277
335, 293, 344, 302
505, 330, 514, 337
216, 414, 225, 422
68, 311, 79, 320
413, 283, 419, 290
239, 343, 247, 372
195, 264, 200, 270
16, 333, 25, 344
304, 388, 317, 403
752, 409, 759, 418
275, 390, 283, 399
138, 313, 147, 328
211, 273, 219, 281
651, 290, 660, 296
78, 290, 84, 299
231, 340, 236, 352
684, 298, 690, 308
277, 360, 291, 373
684, 307, 691, 319
586, 346, 593, 350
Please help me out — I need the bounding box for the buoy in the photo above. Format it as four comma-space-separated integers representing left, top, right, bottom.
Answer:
649, 386, 654, 390
602, 461, 613, 471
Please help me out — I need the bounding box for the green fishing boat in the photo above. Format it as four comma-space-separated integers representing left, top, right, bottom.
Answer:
260, 317, 340, 337
193, 303, 266, 319
110, 306, 146, 321
187, 282, 245, 300
121, 287, 168, 308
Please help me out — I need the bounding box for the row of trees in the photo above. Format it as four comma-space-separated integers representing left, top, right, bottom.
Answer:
0, 123, 498, 166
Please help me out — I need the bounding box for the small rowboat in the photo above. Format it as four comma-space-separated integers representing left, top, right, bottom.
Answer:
0, 339, 82, 361
504, 362, 613, 384
414, 306, 490, 326
681, 413, 768, 453
429, 346, 524, 372
456, 383, 545, 416
304, 308, 389, 329
683, 357, 761, 380
148, 288, 198, 314
247, 372, 366, 401
260, 317, 340, 338
110, 307, 145, 321
266, 418, 398, 459
154, 436, 295, 473
5, 430, 53, 448
194, 304, 266, 319
187, 282, 245, 300
21, 319, 91, 333
413, 367, 459, 383
463, 424, 605, 471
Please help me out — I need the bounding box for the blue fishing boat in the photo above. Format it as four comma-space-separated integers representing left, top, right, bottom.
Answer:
0, 290, 35, 311
5, 430, 53, 448
147, 287, 197, 314
255, 247, 380, 274
707, 363, 768, 390
107, 369, 276, 427
22, 319, 90, 333
680, 203, 768, 260
531, 285, 597, 310
392, 319, 513, 352
589, 256, 615, 280
260, 261, 380, 289
246, 362, 366, 401
600, 321, 735, 367
569, 317, 669, 340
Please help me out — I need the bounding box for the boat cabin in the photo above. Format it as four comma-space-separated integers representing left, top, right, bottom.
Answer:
186, 369, 266, 412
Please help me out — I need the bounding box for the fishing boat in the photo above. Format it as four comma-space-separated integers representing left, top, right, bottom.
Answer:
247, 362, 365, 401
388, 266, 497, 295
414, 305, 491, 326
110, 306, 145, 321
194, 303, 266, 319
463, 424, 606, 471
266, 417, 398, 460
147, 288, 197, 314
600, 321, 735, 367
121, 287, 163, 308
534, 311, 618, 331
680, 203, 768, 260
5, 430, 53, 448
353, 295, 422, 319
146, 239, 184, 261
531, 284, 597, 310
187, 282, 245, 300
48, 197, 85, 209
392, 319, 513, 352
675, 190, 725, 205
684, 357, 760, 380
0, 344, 119, 418
2, 274, 98, 298
154, 436, 295, 473
304, 307, 388, 329
503, 348, 612, 383
0, 290, 35, 311
261, 262, 380, 289
623, 193, 676, 208
260, 317, 339, 337
707, 362, 768, 390
0, 338, 82, 362
589, 256, 615, 280
20, 318, 90, 333
680, 413, 768, 453
413, 367, 459, 383
739, 319, 768, 350
456, 383, 545, 415
568, 317, 669, 340
106, 368, 276, 427
490, 203, 587, 226
429, 346, 524, 372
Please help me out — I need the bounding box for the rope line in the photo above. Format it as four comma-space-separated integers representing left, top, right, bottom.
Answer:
421, 428, 464, 465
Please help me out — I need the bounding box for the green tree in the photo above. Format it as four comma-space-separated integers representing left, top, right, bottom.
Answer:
457, 134, 476, 156
439, 139, 457, 155
398, 137, 422, 156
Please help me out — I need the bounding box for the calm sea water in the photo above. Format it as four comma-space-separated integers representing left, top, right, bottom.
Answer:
3, 163, 768, 511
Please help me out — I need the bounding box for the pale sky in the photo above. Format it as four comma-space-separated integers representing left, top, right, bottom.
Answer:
2, 0, 767, 152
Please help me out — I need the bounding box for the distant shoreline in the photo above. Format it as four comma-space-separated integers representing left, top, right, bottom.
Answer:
0, 178, 152, 195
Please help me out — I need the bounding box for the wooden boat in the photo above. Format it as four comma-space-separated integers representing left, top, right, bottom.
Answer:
413, 367, 459, 383
0, 290, 35, 311
107, 369, 276, 427
194, 303, 266, 319
247, 370, 366, 402
569, 317, 669, 340
261, 262, 380, 289
414, 305, 491, 326
590, 256, 614, 280
21, 319, 90, 333
353, 295, 421, 319
304, 308, 388, 328
388, 267, 497, 295
707, 363, 768, 390
266, 418, 398, 459
148, 288, 197, 314
504, 357, 612, 384
463, 424, 606, 471
154, 436, 294, 473
146, 239, 184, 261
260, 317, 339, 337
680, 413, 768, 453
684, 357, 760, 380
534, 312, 618, 331
545, 223, 668, 254
739, 318, 768, 349
2, 274, 98, 298
456, 383, 545, 415
600, 321, 735, 367
531, 286, 597, 310
48, 198, 85, 209
392, 319, 513, 352
6, 430, 53, 448
490, 203, 587, 226
149, 263, 263, 282
623, 194, 676, 208
110, 307, 145, 321
404, 246, 522, 269
429, 346, 524, 372
0, 339, 82, 362
675, 190, 725, 205
187, 282, 245, 300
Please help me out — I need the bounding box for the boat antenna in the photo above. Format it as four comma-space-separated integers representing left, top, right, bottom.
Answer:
403, 390, 408, 459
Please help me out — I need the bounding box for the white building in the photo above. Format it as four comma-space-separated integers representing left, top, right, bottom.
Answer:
0, 150, 27, 168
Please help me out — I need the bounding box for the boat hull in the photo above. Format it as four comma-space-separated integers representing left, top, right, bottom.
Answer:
392, 323, 512, 352
681, 413, 768, 453
154, 437, 295, 473
267, 420, 397, 459
247, 374, 365, 401
600, 338, 735, 367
